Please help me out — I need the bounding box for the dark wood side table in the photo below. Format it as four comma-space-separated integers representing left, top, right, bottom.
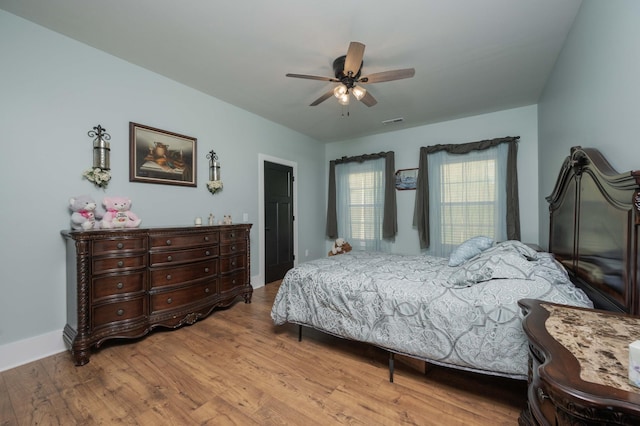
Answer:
518, 299, 640, 425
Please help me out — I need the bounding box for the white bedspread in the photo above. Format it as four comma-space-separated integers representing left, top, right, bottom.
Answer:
271, 244, 592, 379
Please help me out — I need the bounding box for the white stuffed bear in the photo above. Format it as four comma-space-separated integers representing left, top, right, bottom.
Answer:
69, 195, 102, 230
328, 238, 352, 256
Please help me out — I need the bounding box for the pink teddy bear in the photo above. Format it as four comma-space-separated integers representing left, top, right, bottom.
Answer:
101, 196, 142, 228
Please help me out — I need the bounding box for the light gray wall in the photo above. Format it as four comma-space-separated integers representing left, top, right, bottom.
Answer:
0, 11, 325, 347
325, 105, 540, 255
538, 0, 640, 248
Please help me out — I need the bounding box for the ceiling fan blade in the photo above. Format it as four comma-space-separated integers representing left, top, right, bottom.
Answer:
286, 73, 339, 82
344, 42, 365, 76
360, 91, 377, 107
360, 68, 415, 84
309, 89, 335, 106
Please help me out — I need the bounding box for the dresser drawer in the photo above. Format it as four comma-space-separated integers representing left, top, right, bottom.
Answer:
150, 246, 219, 267
92, 271, 146, 301
149, 232, 219, 250
220, 254, 246, 273
219, 270, 245, 293
530, 379, 556, 424
93, 255, 147, 274
93, 237, 147, 255
92, 297, 146, 329
150, 281, 217, 314
219, 241, 246, 256
220, 228, 245, 243
150, 259, 217, 289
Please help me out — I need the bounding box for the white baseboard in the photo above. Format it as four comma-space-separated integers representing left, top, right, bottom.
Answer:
0, 330, 67, 372
251, 273, 264, 289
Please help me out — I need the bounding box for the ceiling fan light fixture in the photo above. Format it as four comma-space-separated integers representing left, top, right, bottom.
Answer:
352, 85, 367, 101
333, 84, 348, 98
337, 92, 350, 105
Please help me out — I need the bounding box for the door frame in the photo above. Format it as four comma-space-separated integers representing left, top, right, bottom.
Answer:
258, 154, 298, 287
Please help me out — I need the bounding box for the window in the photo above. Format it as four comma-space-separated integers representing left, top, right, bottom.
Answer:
428, 144, 508, 256
336, 158, 387, 251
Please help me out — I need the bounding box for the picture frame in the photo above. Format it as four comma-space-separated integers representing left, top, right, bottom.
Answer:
395, 168, 418, 190
129, 122, 197, 187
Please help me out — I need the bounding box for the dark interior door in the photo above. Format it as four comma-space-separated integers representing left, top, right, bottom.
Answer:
264, 161, 294, 283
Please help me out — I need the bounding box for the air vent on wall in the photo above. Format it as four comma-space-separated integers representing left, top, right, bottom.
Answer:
382, 117, 404, 125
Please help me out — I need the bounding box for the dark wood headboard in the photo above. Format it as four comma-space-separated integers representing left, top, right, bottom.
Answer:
547, 146, 640, 314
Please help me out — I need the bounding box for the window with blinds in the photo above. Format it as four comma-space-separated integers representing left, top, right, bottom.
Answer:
439, 158, 499, 246
336, 157, 386, 251
348, 170, 382, 241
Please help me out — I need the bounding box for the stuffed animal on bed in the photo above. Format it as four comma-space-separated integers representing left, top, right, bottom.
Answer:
69, 195, 103, 230
328, 238, 352, 256
101, 196, 142, 228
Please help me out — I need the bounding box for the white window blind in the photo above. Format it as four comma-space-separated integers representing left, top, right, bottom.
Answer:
336, 158, 387, 251
427, 145, 507, 257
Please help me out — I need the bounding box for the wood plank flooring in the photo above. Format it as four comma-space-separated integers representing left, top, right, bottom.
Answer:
0, 282, 527, 425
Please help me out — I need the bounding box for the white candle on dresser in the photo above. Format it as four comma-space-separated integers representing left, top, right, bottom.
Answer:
629, 340, 640, 387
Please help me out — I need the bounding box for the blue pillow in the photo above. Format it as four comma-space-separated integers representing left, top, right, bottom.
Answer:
448, 236, 494, 267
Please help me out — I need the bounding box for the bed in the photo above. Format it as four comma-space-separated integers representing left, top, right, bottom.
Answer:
271, 146, 640, 380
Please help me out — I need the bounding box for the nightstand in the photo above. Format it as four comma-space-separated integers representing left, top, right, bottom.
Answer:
518, 299, 640, 425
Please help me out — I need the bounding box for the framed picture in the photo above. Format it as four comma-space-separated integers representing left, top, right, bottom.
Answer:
395, 168, 418, 190
129, 122, 196, 187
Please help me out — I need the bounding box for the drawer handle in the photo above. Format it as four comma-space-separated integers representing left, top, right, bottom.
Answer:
232, 279, 236, 285
166, 274, 172, 280
204, 267, 209, 273
230, 233, 235, 238
116, 282, 124, 289
231, 261, 236, 267
205, 287, 210, 293
167, 255, 173, 262
231, 245, 236, 251
537, 388, 549, 402
204, 236, 209, 242
167, 298, 173, 304
117, 309, 124, 316
117, 261, 124, 267
205, 250, 211, 256
116, 242, 124, 249
166, 239, 172, 246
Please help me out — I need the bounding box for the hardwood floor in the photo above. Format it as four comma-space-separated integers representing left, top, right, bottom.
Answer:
0, 282, 527, 425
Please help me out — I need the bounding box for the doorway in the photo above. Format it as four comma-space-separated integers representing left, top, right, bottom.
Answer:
264, 161, 294, 283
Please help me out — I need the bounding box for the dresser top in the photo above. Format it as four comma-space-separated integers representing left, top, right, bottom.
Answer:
61, 223, 252, 239
543, 303, 640, 393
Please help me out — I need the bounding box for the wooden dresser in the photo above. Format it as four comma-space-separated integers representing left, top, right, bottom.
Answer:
518, 299, 640, 425
61, 224, 252, 365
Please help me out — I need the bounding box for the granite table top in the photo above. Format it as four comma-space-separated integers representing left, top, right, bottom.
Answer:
542, 303, 640, 393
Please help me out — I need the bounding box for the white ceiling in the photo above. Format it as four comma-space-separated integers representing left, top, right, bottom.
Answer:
0, 0, 582, 142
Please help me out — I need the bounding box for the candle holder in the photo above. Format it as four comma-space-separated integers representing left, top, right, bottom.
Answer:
206, 150, 223, 194
82, 124, 112, 189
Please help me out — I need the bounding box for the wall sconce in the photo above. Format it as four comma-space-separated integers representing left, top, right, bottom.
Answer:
207, 150, 221, 181
82, 124, 112, 188
89, 125, 111, 170
206, 150, 223, 194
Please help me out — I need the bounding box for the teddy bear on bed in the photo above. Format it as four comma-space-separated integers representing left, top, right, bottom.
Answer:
101, 196, 142, 228
328, 238, 352, 256
69, 195, 103, 230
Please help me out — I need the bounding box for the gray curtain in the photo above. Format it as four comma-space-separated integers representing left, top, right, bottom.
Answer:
326, 151, 397, 240
412, 136, 520, 249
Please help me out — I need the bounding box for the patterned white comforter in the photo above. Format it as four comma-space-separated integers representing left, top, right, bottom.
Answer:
270, 242, 593, 379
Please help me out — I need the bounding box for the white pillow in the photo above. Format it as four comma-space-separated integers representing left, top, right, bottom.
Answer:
448, 252, 535, 287
448, 236, 494, 267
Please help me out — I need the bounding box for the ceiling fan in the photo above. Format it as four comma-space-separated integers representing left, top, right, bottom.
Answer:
286, 41, 415, 107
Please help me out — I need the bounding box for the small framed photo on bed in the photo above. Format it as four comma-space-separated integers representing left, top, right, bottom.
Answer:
129, 122, 197, 187
395, 168, 418, 190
